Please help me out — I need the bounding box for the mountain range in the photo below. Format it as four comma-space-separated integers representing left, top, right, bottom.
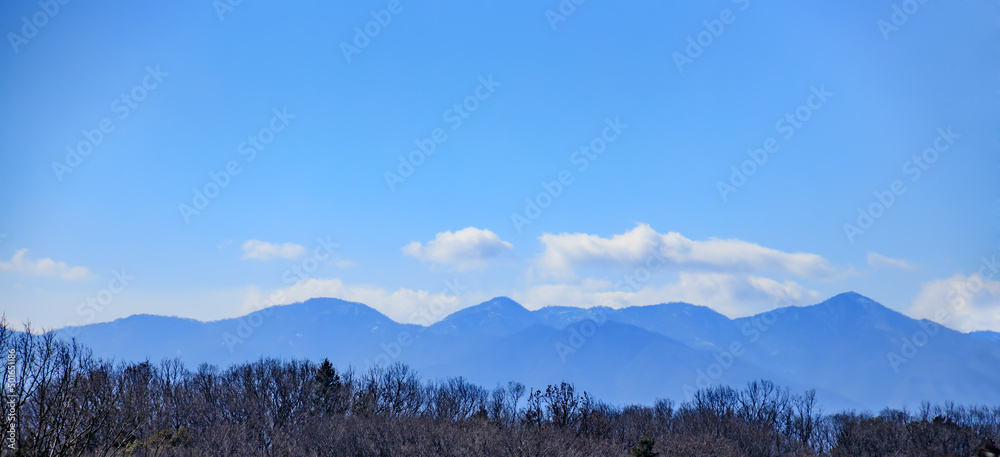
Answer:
56, 292, 1000, 412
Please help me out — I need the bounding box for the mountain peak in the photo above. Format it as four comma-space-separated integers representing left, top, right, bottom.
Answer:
429, 297, 536, 336
789, 292, 913, 331
818, 292, 888, 313
50, 292, 1000, 411
478, 296, 526, 310
640, 301, 725, 316
446, 296, 531, 319
256, 297, 398, 326
830, 291, 876, 302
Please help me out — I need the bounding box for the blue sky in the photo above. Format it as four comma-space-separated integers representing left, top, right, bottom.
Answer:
1, 0, 998, 332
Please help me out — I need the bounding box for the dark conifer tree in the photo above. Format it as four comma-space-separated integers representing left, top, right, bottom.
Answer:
629, 435, 658, 457
313, 358, 343, 415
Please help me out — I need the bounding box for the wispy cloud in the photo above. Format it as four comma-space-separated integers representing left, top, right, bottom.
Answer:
867, 251, 915, 270
513, 272, 819, 318
0, 248, 90, 280
535, 223, 838, 280
240, 240, 307, 260
402, 227, 513, 271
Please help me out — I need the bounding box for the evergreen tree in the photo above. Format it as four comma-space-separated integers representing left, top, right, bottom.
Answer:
313, 358, 343, 415
629, 435, 658, 457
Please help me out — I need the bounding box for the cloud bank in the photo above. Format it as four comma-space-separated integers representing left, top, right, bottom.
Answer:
535, 224, 838, 280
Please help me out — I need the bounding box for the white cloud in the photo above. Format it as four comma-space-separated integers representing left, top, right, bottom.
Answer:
0, 249, 90, 280
242, 278, 487, 325
512, 272, 820, 318
240, 240, 307, 260
402, 227, 513, 271
907, 273, 1000, 332
867, 252, 915, 270
535, 224, 837, 280
245, 273, 815, 325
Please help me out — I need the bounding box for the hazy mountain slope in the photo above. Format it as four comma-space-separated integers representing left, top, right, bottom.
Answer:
428, 296, 541, 336
410, 321, 781, 406
531, 302, 738, 350
59, 298, 420, 368
58, 314, 214, 363
51, 293, 1000, 411
732, 292, 1000, 408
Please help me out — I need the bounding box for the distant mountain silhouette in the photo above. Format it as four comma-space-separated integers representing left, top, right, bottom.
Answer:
55, 292, 1000, 411
428, 296, 540, 336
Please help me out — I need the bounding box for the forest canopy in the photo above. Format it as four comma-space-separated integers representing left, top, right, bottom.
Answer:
1, 321, 998, 457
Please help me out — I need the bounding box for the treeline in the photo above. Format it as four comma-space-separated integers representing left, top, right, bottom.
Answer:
1, 321, 999, 456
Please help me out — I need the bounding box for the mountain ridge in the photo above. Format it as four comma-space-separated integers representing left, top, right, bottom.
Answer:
52, 292, 1000, 412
